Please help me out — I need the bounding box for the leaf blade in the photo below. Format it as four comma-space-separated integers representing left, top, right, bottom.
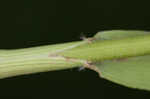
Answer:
94, 55, 150, 90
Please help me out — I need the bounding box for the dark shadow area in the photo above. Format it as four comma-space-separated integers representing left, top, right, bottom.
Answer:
0, 0, 150, 98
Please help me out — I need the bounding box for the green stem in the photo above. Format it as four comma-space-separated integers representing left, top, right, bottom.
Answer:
1, 30, 150, 79
0, 41, 86, 79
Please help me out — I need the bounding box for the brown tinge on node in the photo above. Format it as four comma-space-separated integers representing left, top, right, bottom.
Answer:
81, 36, 96, 44
83, 61, 102, 77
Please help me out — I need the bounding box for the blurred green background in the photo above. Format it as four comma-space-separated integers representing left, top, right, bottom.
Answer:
0, 0, 150, 98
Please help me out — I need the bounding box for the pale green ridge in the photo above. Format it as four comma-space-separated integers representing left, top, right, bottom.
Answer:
94, 30, 150, 40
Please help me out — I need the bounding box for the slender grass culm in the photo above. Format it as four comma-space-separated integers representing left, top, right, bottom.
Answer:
0, 30, 150, 90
